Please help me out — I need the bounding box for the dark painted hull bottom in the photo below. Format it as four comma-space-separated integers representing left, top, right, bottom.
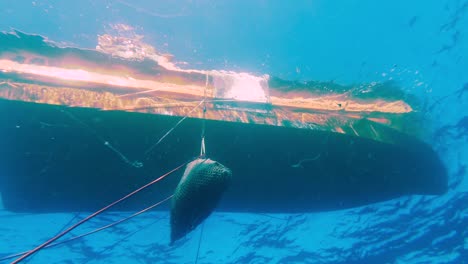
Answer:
0, 99, 447, 213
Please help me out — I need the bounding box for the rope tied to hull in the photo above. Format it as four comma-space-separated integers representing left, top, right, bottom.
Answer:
200, 73, 209, 158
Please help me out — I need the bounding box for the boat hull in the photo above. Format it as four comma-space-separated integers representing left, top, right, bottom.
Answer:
0, 99, 447, 213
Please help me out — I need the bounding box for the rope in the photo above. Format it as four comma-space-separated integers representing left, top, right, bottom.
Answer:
11, 162, 188, 264
143, 99, 205, 158
194, 223, 205, 264
0, 195, 172, 262
200, 74, 208, 157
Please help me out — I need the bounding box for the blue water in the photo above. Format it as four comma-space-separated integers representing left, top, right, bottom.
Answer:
1, 1, 467, 263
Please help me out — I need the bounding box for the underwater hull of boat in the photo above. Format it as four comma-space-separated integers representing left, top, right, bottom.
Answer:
0, 99, 447, 213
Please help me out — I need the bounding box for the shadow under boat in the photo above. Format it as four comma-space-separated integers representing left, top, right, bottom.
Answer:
0, 99, 447, 213
0, 30, 447, 213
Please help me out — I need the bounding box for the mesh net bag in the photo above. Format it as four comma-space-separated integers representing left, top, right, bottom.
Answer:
170, 158, 232, 243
